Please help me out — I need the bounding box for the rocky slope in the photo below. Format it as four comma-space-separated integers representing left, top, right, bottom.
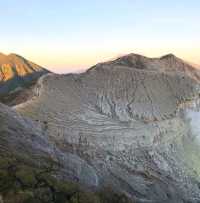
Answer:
0, 53, 49, 105
13, 53, 200, 202
0, 102, 135, 203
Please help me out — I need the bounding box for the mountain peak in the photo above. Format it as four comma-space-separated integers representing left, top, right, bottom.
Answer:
109, 53, 181, 69
8, 53, 21, 58
160, 53, 177, 60
0, 52, 20, 59
0, 52, 49, 75
88, 53, 200, 80
0, 52, 6, 56
0, 52, 49, 97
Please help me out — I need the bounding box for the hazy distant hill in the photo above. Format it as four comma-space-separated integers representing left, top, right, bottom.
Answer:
0, 53, 49, 105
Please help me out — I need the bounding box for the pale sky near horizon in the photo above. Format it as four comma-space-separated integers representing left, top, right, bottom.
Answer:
0, 0, 200, 73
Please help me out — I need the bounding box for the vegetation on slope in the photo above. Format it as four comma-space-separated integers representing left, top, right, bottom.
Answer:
0, 154, 133, 203
0, 81, 36, 106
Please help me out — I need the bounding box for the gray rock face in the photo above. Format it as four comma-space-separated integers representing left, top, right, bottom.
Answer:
0, 102, 98, 187
13, 54, 200, 202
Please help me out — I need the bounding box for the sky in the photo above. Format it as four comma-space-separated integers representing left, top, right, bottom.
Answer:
0, 0, 200, 73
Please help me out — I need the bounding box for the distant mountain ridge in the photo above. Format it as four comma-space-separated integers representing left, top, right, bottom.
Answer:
0, 53, 48, 82
0, 52, 49, 105
89, 53, 200, 80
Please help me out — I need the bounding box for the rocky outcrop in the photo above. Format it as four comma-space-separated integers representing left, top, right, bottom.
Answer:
14, 53, 200, 202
